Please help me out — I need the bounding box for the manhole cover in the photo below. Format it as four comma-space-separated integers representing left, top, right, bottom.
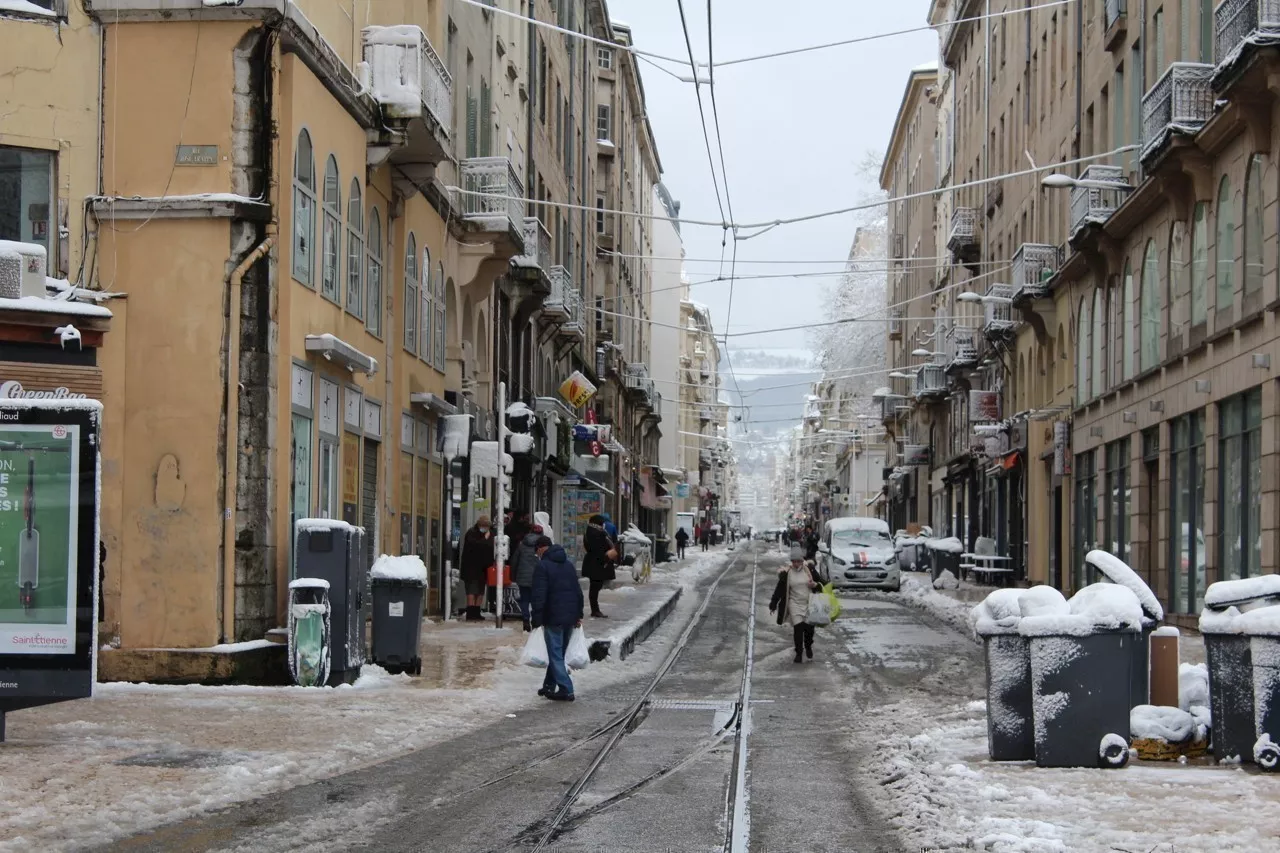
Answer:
116, 748, 245, 769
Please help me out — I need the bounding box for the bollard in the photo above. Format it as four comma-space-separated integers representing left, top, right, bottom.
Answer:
1150, 627, 1181, 708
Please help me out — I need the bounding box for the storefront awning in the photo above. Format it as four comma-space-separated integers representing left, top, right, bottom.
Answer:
410, 392, 457, 416
304, 334, 378, 375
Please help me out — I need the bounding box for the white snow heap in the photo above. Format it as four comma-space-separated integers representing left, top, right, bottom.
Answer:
1179, 662, 1209, 713
509, 433, 535, 454
1084, 549, 1164, 621
506, 401, 535, 419
54, 324, 81, 348
1018, 585, 1069, 618
1231, 605, 1280, 636
1019, 583, 1143, 637
362, 25, 426, 114
441, 414, 472, 459
470, 440, 513, 478
618, 524, 651, 545
1131, 704, 1203, 743
296, 518, 357, 534
369, 554, 428, 584
288, 577, 331, 590
1199, 578, 1280, 634
970, 588, 1025, 636
1204, 575, 1280, 608
932, 569, 959, 590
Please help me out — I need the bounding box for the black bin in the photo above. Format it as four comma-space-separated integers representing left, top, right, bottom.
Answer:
1084, 551, 1165, 709
1200, 576, 1280, 763
980, 631, 1035, 761
369, 555, 428, 676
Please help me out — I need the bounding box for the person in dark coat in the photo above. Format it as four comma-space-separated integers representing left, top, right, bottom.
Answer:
459, 516, 494, 621
698, 523, 710, 552
580, 514, 616, 619
507, 509, 531, 544
803, 525, 820, 562
514, 524, 544, 632
769, 556, 824, 663
674, 526, 690, 560
531, 536, 584, 701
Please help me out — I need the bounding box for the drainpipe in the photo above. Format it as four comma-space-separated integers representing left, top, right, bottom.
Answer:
222, 234, 275, 643
1075, 0, 1084, 174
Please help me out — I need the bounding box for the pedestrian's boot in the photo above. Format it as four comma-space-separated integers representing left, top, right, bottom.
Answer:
805, 642, 814, 660
467, 606, 483, 622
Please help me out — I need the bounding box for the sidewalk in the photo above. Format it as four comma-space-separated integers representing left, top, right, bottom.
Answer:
0, 549, 732, 852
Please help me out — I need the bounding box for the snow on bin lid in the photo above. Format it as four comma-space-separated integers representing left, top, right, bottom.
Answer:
289, 577, 331, 590
1085, 550, 1163, 621
925, 536, 964, 553
1204, 575, 1280, 609
618, 524, 651, 545
971, 588, 1024, 636
1230, 604, 1280, 637
297, 518, 356, 534
370, 554, 428, 584
1018, 584, 1143, 637
1018, 585, 1069, 618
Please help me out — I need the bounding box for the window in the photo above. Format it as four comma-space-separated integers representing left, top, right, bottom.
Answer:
1092, 288, 1105, 394
596, 195, 606, 234
1245, 154, 1264, 300
538, 39, 548, 125
596, 104, 611, 141
1120, 263, 1134, 381
1169, 411, 1206, 614
1074, 450, 1096, 591
1191, 201, 1208, 325
1102, 438, 1131, 576
1220, 389, 1262, 581
0, 146, 54, 259
317, 379, 340, 519
1141, 240, 1160, 370
292, 130, 316, 287
1199, 0, 1213, 62
420, 247, 432, 363
466, 86, 479, 159
1168, 221, 1189, 347
346, 180, 364, 319
1077, 296, 1091, 403
321, 156, 341, 303
597, 46, 613, 69
1153, 8, 1165, 77
366, 207, 383, 338
1216, 175, 1235, 314
436, 265, 447, 370
404, 233, 418, 353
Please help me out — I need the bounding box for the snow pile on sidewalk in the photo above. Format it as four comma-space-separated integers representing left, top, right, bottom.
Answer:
867, 573, 976, 640
932, 569, 959, 590
873, 699, 1280, 852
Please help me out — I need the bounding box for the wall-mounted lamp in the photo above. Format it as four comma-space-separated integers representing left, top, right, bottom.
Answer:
1149, 400, 1165, 413
1195, 380, 1212, 394
1254, 353, 1272, 370
1122, 411, 1137, 424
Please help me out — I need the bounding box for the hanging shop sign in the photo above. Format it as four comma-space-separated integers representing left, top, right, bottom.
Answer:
1053, 421, 1072, 477
675, 483, 691, 498
558, 371, 597, 409
902, 444, 931, 466
968, 389, 1000, 422
0, 401, 101, 739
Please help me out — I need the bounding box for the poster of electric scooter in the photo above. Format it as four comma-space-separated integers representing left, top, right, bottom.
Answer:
0, 425, 79, 651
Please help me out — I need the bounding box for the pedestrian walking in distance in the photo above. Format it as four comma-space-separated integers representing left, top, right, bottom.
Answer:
581, 514, 616, 619
531, 535, 583, 702
514, 524, 544, 632
674, 526, 689, 560
769, 556, 823, 663
699, 523, 711, 552
460, 516, 494, 622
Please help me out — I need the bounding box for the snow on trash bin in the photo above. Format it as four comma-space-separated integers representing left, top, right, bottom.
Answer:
1199, 578, 1280, 763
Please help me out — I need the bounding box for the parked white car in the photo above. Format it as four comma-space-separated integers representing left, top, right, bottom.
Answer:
818, 517, 901, 592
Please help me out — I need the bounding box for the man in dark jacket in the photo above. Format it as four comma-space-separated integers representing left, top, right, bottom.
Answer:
460, 517, 494, 621
531, 536, 584, 701
674, 526, 689, 560
514, 525, 544, 632
803, 524, 820, 562
580, 514, 615, 619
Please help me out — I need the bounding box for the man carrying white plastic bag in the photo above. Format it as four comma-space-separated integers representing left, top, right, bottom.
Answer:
529, 535, 584, 701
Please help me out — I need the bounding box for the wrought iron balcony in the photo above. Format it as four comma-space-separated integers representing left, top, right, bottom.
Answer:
914, 364, 949, 399
625, 363, 656, 406
1216, 0, 1280, 69
888, 306, 903, 341
1011, 243, 1061, 300
947, 207, 978, 250
544, 264, 582, 341
456, 157, 526, 242
362, 26, 453, 132
947, 325, 980, 368
1141, 63, 1214, 165
1105, 0, 1126, 29
1069, 165, 1129, 237
513, 217, 552, 271
982, 284, 1018, 337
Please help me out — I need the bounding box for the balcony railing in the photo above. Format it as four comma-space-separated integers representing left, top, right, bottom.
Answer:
947, 207, 978, 250
948, 325, 979, 367
888, 307, 903, 340
545, 265, 572, 318
1069, 165, 1128, 236
1105, 0, 1125, 27
1011, 243, 1061, 299
1216, 0, 1280, 67
914, 364, 948, 398
982, 284, 1018, 336
513, 216, 552, 271
457, 157, 525, 238
1141, 63, 1215, 164
362, 26, 453, 132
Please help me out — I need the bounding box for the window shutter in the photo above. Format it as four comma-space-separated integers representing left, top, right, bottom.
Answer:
466, 89, 478, 159
480, 82, 492, 157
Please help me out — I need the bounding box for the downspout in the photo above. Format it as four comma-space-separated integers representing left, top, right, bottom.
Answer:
1074, 0, 1084, 174
222, 233, 275, 643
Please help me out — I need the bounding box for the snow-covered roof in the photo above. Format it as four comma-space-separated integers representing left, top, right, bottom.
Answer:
911, 60, 939, 73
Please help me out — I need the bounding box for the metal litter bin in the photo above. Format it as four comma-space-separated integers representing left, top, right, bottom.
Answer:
369, 555, 428, 675
1200, 576, 1280, 763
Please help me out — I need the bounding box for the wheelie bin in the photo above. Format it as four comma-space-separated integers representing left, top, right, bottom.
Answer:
369, 554, 428, 676
1200, 576, 1280, 763
1084, 550, 1164, 707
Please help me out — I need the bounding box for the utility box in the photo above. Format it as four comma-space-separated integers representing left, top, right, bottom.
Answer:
295, 519, 368, 686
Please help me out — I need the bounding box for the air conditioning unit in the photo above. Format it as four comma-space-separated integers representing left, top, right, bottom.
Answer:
0, 241, 46, 298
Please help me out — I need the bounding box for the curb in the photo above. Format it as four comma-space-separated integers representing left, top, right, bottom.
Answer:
590, 585, 684, 662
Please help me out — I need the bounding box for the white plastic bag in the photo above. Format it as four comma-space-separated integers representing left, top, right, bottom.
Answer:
566, 627, 591, 670
520, 627, 549, 668
807, 592, 832, 627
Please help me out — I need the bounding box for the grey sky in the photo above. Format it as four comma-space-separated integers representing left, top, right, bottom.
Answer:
608, 0, 935, 359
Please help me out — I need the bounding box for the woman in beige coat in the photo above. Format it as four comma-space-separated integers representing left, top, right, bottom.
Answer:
769, 557, 823, 663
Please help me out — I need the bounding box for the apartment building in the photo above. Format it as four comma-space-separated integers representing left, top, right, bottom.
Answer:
0, 0, 669, 680
678, 297, 730, 526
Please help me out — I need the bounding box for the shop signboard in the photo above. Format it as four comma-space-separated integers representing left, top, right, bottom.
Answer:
675, 483, 691, 498
0, 402, 100, 739
1053, 421, 1072, 477
902, 444, 931, 466
558, 371, 597, 409
969, 390, 1000, 422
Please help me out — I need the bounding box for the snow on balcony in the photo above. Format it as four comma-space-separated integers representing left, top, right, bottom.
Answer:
982, 284, 1018, 336
1069, 165, 1128, 238
1215, 0, 1280, 72
362, 25, 452, 131
513, 216, 551, 270
914, 364, 948, 398
1140, 62, 1214, 165
456, 157, 525, 239
948, 325, 979, 367
947, 207, 978, 251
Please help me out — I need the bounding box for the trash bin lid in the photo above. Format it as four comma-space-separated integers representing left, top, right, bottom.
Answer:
1204, 576, 1280, 611
1019, 584, 1144, 637
1084, 550, 1163, 622
925, 536, 964, 553
289, 577, 331, 590
370, 554, 428, 586
971, 588, 1024, 636
1232, 605, 1280, 637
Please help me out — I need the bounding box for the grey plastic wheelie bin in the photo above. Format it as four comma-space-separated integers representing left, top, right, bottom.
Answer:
369, 555, 428, 676
927, 537, 962, 583
1200, 576, 1280, 763
973, 588, 1035, 761
1084, 550, 1164, 707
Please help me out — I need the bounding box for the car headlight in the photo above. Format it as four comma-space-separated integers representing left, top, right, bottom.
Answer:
886, 554, 898, 567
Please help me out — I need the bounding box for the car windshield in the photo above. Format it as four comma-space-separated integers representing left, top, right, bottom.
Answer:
833, 529, 892, 548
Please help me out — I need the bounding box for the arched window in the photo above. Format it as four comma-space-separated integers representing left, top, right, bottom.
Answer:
1245, 154, 1264, 299
1122, 262, 1135, 380
321, 156, 341, 302
346, 180, 364, 319
1216, 175, 1235, 313
292, 130, 316, 287
1141, 240, 1160, 371
1077, 296, 1092, 404
1106, 285, 1118, 389
1187, 202, 1208, 325
404, 233, 418, 353
436, 265, 448, 370
1168, 221, 1188, 348
420, 246, 432, 362
1092, 288, 1105, 395
366, 207, 383, 337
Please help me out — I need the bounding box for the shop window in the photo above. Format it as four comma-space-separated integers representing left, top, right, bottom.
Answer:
1076, 295, 1091, 403
1074, 449, 1096, 591
1245, 154, 1265, 302
1169, 411, 1206, 614
321, 156, 341, 303
1219, 389, 1262, 581
1191, 201, 1208, 326
1141, 240, 1160, 371
366, 207, 382, 337
292, 130, 316, 287
404, 233, 418, 354
1102, 438, 1131, 577
346, 180, 364, 320
1216, 175, 1235, 315
0, 146, 54, 259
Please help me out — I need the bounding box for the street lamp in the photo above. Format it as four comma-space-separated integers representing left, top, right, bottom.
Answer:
1040, 172, 1136, 192
911, 348, 946, 358
888, 371, 915, 380
958, 291, 1012, 306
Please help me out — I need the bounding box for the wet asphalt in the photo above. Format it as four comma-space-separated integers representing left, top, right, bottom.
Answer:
87, 544, 984, 853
